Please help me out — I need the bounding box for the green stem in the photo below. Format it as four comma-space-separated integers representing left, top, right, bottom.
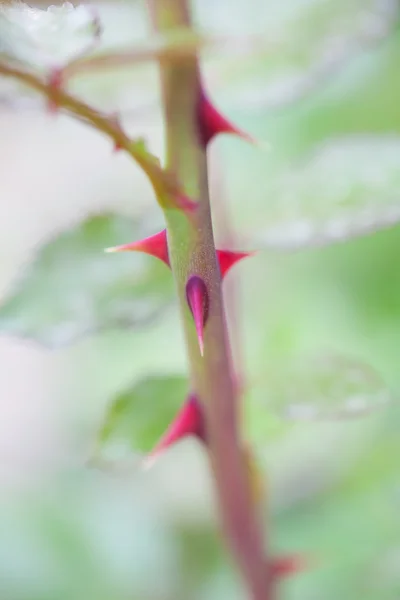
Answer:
148, 1, 270, 598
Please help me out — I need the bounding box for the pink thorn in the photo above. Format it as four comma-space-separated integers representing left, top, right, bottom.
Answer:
110, 113, 124, 153
105, 230, 170, 266
47, 68, 63, 115
216, 250, 254, 278
198, 88, 257, 146
143, 395, 205, 468
269, 554, 310, 580
186, 276, 209, 357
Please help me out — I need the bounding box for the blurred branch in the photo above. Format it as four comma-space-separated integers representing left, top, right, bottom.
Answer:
62, 28, 275, 80
63, 28, 205, 79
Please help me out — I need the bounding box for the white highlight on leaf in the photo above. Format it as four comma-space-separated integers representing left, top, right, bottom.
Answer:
255, 136, 400, 251
255, 353, 392, 422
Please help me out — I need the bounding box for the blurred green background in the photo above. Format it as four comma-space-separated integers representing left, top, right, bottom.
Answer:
0, 0, 400, 598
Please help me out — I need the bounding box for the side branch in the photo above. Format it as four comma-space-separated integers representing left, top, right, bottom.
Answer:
0, 61, 176, 201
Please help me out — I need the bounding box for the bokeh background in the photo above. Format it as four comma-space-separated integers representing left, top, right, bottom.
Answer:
1, 0, 400, 598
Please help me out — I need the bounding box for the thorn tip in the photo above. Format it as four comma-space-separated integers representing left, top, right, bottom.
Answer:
198, 88, 260, 147
186, 276, 209, 357
104, 230, 169, 266
217, 249, 254, 278
141, 454, 156, 471
198, 334, 204, 357
144, 395, 205, 465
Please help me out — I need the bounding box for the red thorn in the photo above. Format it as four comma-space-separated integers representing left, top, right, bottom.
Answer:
217, 250, 254, 278
198, 88, 256, 146
186, 276, 209, 357
110, 113, 124, 152
269, 555, 309, 581
47, 68, 63, 115
144, 395, 205, 467
106, 229, 253, 281
105, 230, 170, 266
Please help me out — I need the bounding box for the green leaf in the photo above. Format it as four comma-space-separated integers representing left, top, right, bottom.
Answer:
0, 2, 100, 69
216, 0, 398, 110
0, 215, 173, 347
254, 137, 400, 251
247, 352, 392, 427
96, 374, 188, 458
0, 475, 179, 600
